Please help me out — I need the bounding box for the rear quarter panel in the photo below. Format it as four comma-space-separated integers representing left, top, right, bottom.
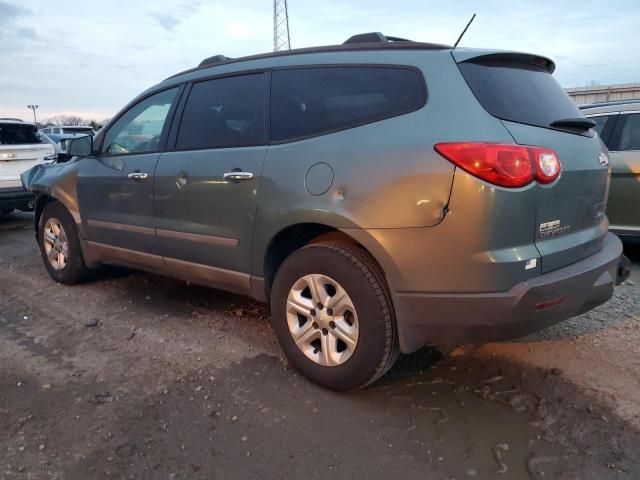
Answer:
250, 50, 516, 278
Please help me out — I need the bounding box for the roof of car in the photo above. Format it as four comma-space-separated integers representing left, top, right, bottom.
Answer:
579, 99, 640, 114
166, 32, 452, 80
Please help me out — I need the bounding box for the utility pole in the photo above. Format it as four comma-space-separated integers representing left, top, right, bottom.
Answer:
273, 0, 291, 52
27, 105, 39, 124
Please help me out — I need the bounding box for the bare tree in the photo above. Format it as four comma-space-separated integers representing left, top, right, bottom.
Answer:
44, 115, 87, 126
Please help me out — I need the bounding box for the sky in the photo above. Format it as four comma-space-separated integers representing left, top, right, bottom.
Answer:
2, 0, 639, 122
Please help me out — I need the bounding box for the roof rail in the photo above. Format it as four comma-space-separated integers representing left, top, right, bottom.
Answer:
198, 55, 232, 67
578, 98, 640, 109
343, 32, 412, 45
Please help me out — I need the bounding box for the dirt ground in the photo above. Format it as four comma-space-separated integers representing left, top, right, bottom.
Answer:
1, 211, 639, 480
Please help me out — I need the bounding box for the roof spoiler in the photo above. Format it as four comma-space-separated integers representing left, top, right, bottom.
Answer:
452, 51, 556, 73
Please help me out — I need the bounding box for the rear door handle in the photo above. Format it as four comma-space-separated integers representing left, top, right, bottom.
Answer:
128, 172, 149, 181
223, 171, 254, 181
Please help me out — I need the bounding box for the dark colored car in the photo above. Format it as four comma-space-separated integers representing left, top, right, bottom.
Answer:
580, 100, 640, 241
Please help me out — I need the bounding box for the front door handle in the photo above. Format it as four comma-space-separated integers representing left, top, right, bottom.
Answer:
223, 171, 254, 181
128, 171, 149, 181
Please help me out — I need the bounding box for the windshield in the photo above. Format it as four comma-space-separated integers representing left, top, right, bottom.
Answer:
0, 123, 45, 145
458, 58, 582, 130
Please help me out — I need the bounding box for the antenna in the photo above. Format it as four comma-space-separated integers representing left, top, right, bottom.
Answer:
273, 0, 291, 52
453, 13, 476, 48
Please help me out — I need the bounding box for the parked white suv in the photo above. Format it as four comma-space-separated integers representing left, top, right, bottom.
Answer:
0, 119, 56, 214
41, 125, 95, 136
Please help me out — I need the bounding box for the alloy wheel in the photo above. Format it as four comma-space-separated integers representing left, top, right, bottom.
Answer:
43, 217, 69, 271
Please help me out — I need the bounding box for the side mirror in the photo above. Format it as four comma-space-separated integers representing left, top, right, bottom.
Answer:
68, 135, 93, 157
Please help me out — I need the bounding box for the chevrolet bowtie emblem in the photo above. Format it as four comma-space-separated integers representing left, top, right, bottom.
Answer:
598, 152, 610, 167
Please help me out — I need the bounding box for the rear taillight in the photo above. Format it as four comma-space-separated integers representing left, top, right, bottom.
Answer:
434, 142, 561, 188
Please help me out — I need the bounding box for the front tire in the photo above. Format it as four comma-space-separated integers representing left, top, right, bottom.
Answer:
270, 241, 399, 391
38, 202, 92, 284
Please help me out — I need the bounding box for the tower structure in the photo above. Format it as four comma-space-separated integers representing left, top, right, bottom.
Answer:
273, 0, 291, 52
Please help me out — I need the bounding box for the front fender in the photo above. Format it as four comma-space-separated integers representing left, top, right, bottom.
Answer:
21, 161, 84, 233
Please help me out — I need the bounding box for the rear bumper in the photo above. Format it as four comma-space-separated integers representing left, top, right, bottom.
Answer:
393, 232, 624, 352
0, 188, 35, 211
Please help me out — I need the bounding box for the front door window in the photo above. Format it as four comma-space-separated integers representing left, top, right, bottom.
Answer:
103, 88, 178, 155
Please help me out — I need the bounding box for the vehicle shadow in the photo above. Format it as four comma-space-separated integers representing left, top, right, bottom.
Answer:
623, 240, 640, 263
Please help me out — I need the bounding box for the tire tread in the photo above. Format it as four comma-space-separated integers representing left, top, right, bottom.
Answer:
302, 240, 399, 388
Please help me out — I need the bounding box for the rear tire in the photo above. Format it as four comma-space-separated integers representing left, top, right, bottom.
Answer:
38, 202, 92, 284
270, 241, 399, 391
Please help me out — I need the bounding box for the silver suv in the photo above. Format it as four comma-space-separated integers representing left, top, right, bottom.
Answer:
23, 33, 629, 390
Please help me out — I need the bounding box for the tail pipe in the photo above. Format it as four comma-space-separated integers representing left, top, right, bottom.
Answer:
616, 255, 632, 286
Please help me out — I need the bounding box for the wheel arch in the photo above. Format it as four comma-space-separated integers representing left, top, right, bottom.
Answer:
34, 194, 58, 237
260, 222, 389, 303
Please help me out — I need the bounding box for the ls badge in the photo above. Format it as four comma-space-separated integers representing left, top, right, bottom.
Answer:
539, 219, 571, 238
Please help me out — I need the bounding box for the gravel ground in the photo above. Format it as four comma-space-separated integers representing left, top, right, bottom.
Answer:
1, 211, 639, 479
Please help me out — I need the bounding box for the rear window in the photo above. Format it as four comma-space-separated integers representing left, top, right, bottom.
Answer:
0, 124, 44, 145
458, 58, 581, 130
271, 66, 426, 142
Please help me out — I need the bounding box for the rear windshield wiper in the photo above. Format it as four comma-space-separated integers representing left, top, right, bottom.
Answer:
550, 117, 596, 130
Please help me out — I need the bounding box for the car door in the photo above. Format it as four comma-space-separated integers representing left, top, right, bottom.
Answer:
154, 73, 268, 291
606, 112, 640, 234
77, 86, 181, 255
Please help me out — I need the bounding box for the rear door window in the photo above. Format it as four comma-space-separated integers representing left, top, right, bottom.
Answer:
614, 114, 640, 151
271, 66, 426, 142
176, 73, 266, 150
0, 124, 45, 145
584, 114, 619, 148
458, 57, 582, 130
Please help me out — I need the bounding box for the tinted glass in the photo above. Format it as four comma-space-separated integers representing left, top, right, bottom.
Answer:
459, 60, 581, 129
271, 67, 425, 142
590, 115, 610, 137
618, 114, 640, 151
0, 123, 44, 145
176, 74, 266, 150
103, 88, 178, 155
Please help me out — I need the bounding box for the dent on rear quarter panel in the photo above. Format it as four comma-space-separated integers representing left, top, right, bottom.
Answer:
22, 162, 83, 232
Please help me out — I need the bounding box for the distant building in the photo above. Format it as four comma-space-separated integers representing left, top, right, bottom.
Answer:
566, 83, 640, 105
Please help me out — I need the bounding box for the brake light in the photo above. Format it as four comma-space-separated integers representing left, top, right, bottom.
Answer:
434, 142, 561, 188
